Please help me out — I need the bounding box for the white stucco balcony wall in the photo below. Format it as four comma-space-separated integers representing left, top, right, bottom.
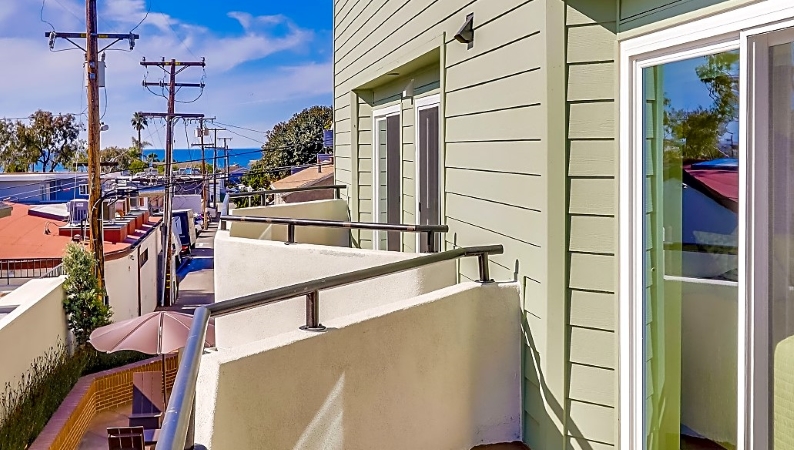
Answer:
229, 199, 350, 246
195, 282, 522, 450
213, 231, 457, 347
0, 276, 68, 419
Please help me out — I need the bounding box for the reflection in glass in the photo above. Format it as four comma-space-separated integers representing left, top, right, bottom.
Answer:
642, 50, 739, 450
770, 41, 794, 448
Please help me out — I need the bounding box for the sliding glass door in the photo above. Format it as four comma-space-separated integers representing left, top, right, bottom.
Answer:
640, 50, 740, 450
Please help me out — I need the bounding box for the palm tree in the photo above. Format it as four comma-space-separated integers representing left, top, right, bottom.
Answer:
131, 112, 148, 153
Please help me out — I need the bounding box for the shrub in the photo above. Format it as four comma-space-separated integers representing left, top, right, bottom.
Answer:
62, 242, 112, 346
0, 346, 149, 449
0, 345, 84, 449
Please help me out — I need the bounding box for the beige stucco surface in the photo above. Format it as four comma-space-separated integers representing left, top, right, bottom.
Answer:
229, 199, 350, 246
0, 277, 68, 417
213, 231, 457, 347
195, 282, 522, 450
105, 227, 161, 321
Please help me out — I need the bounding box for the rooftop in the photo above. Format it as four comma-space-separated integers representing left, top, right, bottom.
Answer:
271, 163, 334, 190
0, 203, 159, 260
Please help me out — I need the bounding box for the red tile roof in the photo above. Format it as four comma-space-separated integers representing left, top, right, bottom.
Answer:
683, 166, 739, 212
0, 203, 158, 260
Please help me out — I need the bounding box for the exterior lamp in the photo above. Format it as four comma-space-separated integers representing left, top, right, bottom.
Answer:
454, 13, 474, 48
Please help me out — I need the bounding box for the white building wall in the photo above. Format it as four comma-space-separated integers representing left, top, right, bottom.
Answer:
195, 282, 522, 450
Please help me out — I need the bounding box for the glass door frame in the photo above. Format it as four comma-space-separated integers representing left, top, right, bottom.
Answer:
372, 103, 402, 250
414, 93, 441, 252
619, 2, 794, 449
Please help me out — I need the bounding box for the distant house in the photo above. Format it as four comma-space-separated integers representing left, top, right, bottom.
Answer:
271, 161, 335, 205
676, 159, 738, 280
0, 173, 89, 205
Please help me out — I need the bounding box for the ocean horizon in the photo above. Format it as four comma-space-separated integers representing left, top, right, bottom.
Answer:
142, 148, 263, 168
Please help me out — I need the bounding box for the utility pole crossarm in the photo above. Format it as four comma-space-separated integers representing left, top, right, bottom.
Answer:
140, 58, 205, 67
137, 112, 205, 119
142, 82, 205, 88
45, 31, 140, 39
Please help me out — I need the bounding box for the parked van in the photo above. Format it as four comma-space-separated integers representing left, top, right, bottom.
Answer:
172, 209, 197, 253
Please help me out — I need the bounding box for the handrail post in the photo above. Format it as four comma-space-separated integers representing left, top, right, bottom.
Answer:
477, 253, 494, 283
220, 220, 227, 231
333, 187, 340, 199
286, 224, 296, 244
300, 290, 326, 332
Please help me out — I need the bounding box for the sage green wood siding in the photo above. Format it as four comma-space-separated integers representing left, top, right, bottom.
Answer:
334, 0, 568, 448
619, 0, 737, 31
565, 1, 618, 448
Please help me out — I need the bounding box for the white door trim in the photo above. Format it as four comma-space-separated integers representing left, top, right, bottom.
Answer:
414, 94, 440, 252
619, 1, 794, 448
372, 104, 401, 249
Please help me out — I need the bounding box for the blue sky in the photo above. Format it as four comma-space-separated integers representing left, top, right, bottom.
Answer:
662, 54, 740, 143
0, 0, 332, 149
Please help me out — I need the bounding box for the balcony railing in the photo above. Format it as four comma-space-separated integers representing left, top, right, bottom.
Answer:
0, 258, 62, 285
220, 215, 449, 253
155, 244, 504, 450
227, 184, 347, 203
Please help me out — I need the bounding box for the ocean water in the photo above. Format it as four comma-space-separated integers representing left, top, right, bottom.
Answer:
142, 148, 263, 168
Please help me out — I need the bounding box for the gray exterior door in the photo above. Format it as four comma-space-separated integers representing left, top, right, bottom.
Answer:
418, 106, 440, 252
385, 115, 401, 251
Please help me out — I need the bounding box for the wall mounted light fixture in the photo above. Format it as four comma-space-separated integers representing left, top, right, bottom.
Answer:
454, 13, 474, 48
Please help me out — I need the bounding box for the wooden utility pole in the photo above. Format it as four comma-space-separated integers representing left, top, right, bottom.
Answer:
45, 3, 140, 296
199, 119, 208, 230
189, 118, 215, 231
85, 0, 103, 292
218, 137, 232, 186
139, 57, 205, 307
203, 127, 225, 209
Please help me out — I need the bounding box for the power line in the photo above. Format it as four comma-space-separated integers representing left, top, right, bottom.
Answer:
129, 0, 152, 33
212, 121, 267, 134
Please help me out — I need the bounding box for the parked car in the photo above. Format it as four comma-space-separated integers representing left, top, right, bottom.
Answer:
194, 213, 204, 235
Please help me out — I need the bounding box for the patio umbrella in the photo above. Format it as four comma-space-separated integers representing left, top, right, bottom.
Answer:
88, 310, 215, 406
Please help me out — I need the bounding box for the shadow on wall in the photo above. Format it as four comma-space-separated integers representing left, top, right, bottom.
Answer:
524, 313, 603, 450
202, 283, 522, 449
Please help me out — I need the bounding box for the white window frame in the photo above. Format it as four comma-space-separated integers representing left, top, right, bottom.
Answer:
78, 184, 89, 196
619, 1, 794, 449
372, 103, 401, 249
414, 93, 441, 252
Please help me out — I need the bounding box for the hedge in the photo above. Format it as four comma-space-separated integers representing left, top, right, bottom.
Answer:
0, 346, 147, 449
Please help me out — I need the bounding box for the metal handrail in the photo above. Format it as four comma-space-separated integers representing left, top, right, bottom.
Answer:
227, 184, 346, 201
0, 258, 62, 285
155, 244, 504, 450
220, 215, 449, 253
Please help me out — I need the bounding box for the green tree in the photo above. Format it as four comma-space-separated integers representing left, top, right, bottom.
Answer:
246, 105, 332, 189
19, 111, 83, 172
62, 242, 112, 347
664, 52, 739, 162
0, 120, 34, 172
131, 112, 149, 152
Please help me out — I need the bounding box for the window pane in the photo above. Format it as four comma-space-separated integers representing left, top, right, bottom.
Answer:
642, 50, 739, 450
769, 41, 794, 448
377, 118, 388, 250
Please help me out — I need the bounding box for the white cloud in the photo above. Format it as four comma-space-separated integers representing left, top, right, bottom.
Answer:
0, 1, 332, 148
